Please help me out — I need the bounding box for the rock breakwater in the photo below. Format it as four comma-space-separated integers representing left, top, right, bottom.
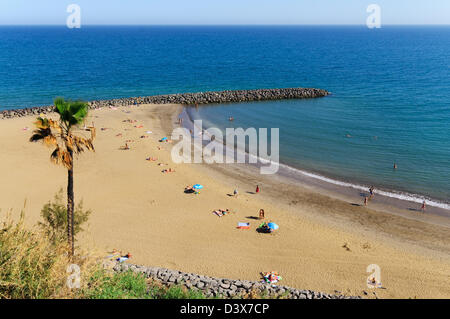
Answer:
0, 87, 329, 120
112, 262, 360, 299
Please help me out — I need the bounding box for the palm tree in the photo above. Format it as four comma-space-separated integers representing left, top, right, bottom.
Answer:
30, 97, 95, 257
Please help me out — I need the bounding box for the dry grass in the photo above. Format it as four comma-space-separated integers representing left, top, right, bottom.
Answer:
0, 212, 99, 299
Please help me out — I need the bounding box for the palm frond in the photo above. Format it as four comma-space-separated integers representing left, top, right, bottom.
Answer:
50, 147, 72, 169
69, 101, 88, 124
31, 100, 94, 169
54, 98, 89, 127
68, 135, 95, 154
29, 128, 55, 145
53, 97, 67, 115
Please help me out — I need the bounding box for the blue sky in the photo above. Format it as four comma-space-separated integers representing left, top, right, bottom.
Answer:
0, 0, 449, 25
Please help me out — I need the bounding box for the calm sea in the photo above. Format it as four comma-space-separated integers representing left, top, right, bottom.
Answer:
1, 26, 449, 205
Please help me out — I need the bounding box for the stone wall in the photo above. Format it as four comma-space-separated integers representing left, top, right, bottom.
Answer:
0, 87, 330, 120
112, 262, 360, 299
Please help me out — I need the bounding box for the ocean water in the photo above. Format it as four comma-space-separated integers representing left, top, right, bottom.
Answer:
1, 26, 449, 204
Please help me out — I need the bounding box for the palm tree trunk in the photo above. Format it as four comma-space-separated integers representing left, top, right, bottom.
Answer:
67, 150, 75, 258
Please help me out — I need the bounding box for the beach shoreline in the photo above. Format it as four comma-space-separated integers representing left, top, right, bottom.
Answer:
1, 103, 449, 298
180, 107, 450, 224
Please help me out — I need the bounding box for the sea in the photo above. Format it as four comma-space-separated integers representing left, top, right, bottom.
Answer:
1, 26, 449, 208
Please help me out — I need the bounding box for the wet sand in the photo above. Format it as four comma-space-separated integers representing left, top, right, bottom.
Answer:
0, 103, 449, 299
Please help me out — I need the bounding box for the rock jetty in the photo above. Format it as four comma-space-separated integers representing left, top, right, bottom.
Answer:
112, 262, 360, 299
0, 87, 330, 120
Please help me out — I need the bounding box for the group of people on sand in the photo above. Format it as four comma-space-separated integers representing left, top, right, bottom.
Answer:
364, 186, 375, 206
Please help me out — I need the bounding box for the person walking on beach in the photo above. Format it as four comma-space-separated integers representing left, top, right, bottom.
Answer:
369, 186, 374, 199
364, 196, 368, 206
421, 201, 426, 213
256, 185, 260, 194
233, 188, 238, 198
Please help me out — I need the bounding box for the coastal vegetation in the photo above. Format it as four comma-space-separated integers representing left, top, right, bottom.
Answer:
29, 98, 95, 257
38, 189, 91, 246
0, 201, 210, 299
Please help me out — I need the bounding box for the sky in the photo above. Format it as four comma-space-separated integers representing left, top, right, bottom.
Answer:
0, 0, 449, 25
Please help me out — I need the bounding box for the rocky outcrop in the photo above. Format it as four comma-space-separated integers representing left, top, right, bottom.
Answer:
112, 262, 360, 299
0, 87, 330, 120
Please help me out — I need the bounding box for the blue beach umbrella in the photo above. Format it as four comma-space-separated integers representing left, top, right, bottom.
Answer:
267, 222, 279, 231
192, 184, 203, 190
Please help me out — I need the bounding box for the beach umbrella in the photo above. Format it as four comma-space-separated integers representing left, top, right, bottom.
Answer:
267, 222, 279, 230
161, 137, 168, 141
192, 184, 203, 190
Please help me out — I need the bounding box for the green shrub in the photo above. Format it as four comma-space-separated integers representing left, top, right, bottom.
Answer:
80, 270, 150, 299
149, 283, 207, 299
38, 189, 91, 244
79, 270, 209, 299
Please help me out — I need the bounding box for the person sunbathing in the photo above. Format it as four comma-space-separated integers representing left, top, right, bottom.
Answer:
140, 135, 149, 138
120, 143, 130, 150
215, 209, 229, 216
146, 157, 157, 161
185, 186, 195, 193
116, 133, 122, 137
158, 163, 167, 166
162, 168, 175, 173
213, 210, 225, 217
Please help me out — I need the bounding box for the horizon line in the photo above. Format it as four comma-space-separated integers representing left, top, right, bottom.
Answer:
1, 23, 450, 27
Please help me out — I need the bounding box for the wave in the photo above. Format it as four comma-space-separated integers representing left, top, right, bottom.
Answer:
277, 162, 450, 210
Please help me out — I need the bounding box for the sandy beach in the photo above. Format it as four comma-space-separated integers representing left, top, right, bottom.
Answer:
0, 103, 449, 299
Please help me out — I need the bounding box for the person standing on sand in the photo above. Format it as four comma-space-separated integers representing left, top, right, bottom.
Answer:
256, 185, 260, 194
421, 201, 426, 213
233, 188, 238, 197
259, 209, 265, 219
369, 186, 374, 199
364, 196, 368, 206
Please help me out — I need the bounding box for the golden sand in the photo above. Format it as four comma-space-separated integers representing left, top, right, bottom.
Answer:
0, 104, 449, 298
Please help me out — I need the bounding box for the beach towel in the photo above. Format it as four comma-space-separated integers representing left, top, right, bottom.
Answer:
237, 222, 250, 229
